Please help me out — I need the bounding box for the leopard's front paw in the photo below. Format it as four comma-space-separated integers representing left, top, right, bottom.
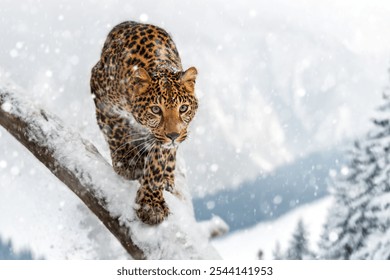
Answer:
135, 187, 169, 225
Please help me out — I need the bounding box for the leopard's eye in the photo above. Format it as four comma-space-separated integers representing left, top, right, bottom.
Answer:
151, 106, 162, 114
179, 104, 188, 113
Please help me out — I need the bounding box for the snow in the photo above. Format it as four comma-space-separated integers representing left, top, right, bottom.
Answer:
139, 13, 149, 23
0, 86, 220, 259
1, 0, 390, 196
317, 96, 390, 260
1, 101, 12, 112
0, 160, 7, 168
198, 216, 229, 239
212, 197, 333, 260
1, 0, 390, 259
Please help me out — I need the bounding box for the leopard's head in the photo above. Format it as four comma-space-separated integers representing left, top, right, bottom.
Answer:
128, 67, 198, 149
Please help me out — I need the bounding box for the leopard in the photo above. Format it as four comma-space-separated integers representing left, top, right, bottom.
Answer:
90, 21, 198, 225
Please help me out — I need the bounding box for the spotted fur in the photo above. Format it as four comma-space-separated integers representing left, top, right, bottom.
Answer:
90, 21, 198, 225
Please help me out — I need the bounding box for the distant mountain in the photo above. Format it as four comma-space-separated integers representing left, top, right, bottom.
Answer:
194, 148, 345, 232
0, 236, 33, 260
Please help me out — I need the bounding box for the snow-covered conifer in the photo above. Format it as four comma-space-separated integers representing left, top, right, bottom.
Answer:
285, 219, 312, 260
319, 88, 390, 259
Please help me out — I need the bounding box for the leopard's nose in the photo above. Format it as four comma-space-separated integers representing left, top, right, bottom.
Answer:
166, 132, 180, 141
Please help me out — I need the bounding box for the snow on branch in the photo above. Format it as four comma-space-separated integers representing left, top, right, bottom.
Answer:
0, 85, 222, 260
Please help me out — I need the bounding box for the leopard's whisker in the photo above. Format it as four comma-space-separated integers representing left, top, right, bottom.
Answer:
111, 133, 153, 157
110, 136, 150, 158
133, 139, 156, 169
118, 137, 155, 163
134, 140, 157, 170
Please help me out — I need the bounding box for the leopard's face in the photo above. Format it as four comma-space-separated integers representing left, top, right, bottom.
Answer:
129, 67, 198, 149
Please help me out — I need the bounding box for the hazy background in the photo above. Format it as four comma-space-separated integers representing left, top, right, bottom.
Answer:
1, 0, 390, 259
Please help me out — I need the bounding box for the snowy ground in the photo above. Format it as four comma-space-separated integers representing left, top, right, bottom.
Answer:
213, 197, 333, 260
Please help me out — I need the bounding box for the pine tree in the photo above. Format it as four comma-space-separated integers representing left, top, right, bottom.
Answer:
285, 219, 312, 260
272, 241, 284, 260
319, 141, 379, 259
351, 95, 390, 259
0, 236, 33, 260
319, 90, 390, 259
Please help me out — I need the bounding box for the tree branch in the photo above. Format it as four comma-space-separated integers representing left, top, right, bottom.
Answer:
0, 88, 145, 259
0, 86, 222, 260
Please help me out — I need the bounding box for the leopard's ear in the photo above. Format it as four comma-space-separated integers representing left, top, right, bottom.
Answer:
181, 67, 197, 93
132, 67, 151, 93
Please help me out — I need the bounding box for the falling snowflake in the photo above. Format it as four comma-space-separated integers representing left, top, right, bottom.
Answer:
139, 13, 148, 23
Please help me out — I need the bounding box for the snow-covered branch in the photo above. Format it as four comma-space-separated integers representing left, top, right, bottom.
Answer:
0, 85, 222, 260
